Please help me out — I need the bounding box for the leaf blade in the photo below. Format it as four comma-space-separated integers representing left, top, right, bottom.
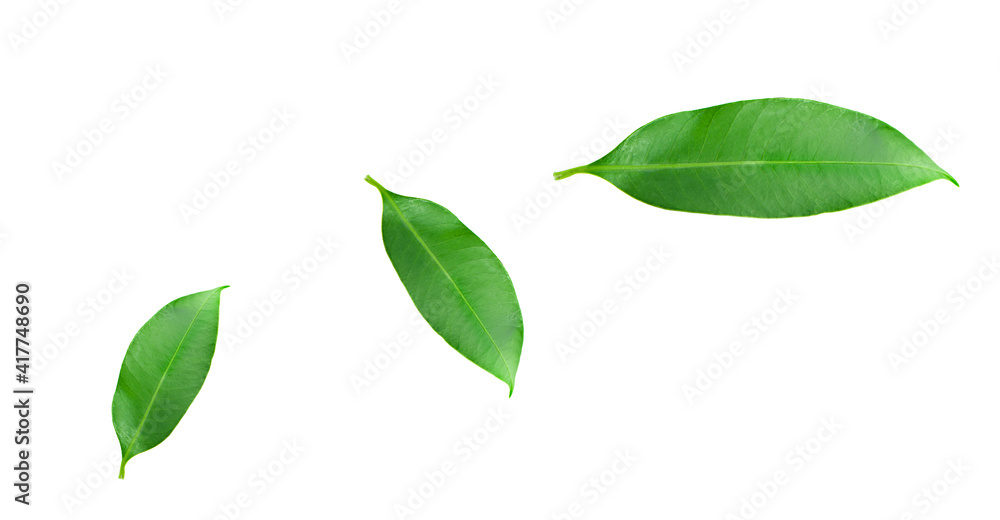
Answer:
366, 176, 523, 395
555, 98, 957, 217
112, 286, 227, 478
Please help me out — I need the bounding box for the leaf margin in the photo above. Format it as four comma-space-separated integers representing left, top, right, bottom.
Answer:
553, 97, 959, 218
112, 285, 228, 479
365, 175, 523, 396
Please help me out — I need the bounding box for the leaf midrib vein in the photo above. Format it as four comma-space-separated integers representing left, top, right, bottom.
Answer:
121, 287, 222, 463
584, 161, 946, 174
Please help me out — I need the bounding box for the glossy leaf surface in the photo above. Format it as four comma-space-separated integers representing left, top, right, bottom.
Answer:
366, 177, 523, 395
554, 98, 957, 217
112, 286, 227, 478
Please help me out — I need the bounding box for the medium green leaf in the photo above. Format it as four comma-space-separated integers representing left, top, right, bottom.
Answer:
366, 176, 524, 396
554, 98, 958, 218
112, 286, 227, 479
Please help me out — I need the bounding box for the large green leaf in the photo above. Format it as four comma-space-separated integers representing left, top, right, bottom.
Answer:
112, 286, 227, 478
554, 98, 958, 217
366, 176, 523, 396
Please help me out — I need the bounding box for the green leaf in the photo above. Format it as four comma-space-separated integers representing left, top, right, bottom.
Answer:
554, 98, 958, 218
112, 286, 227, 479
365, 176, 523, 396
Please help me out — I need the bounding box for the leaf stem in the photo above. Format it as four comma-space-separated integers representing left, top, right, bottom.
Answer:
364, 175, 386, 191
119, 462, 125, 480
553, 166, 588, 181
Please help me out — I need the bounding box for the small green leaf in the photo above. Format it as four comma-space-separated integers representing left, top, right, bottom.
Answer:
554, 98, 958, 218
366, 176, 523, 396
112, 286, 227, 479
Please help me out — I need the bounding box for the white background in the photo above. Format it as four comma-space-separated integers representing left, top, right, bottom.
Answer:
2, 0, 998, 518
